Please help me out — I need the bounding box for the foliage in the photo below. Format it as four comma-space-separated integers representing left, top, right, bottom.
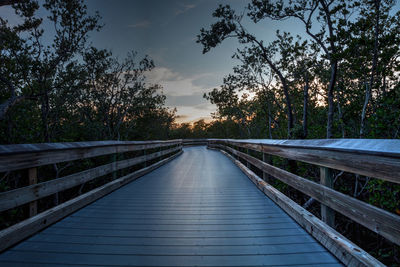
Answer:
0, 0, 175, 143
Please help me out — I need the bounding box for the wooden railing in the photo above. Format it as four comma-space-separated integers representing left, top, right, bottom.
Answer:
208, 139, 400, 266
0, 140, 183, 251
182, 138, 209, 146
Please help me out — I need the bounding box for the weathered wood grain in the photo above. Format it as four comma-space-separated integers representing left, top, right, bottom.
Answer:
0, 146, 181, 212
220, 140, 400, 184
182, 139, 209, 146
223, 145, 400, 246
0, 150, 183, 252
320, 167, 335, 227
217, 147, 384, 267
0, 140, 182, 172
211, 138, 400, 156
28, 168, 37, 217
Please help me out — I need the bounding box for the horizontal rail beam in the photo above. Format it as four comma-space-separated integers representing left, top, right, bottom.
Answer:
0, 141, 181, 172
0, 146, 181, 212
220, 140, 400, 184
0, 150, 183, 252
219, 144, 400, 246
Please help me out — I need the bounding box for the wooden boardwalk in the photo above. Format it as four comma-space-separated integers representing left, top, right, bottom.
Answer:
0, 146, 341, 266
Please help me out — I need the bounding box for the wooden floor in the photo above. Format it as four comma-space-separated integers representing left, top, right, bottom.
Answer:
0, 146, 341, 266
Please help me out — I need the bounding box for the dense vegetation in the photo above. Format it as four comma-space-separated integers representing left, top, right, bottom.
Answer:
1, 0, 399, 265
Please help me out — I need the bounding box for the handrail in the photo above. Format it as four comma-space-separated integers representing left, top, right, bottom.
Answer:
0, 139, 183, 252
209, 139, 400, 183
0, 146, 181, 213
0, 139, 182, 172
182, 138, 208, 146
208, 138, 400, 266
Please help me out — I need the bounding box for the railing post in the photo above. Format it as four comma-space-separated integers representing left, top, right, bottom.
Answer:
143, 149, 147, 168
320, 167, 335, 227
262, 152, 269, 182
246, 148, 250, 168
111, 154, 117, 180
235, 145, 239, 160
28, 167, 37, 217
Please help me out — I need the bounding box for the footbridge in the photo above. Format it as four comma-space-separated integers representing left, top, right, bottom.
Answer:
0, 139, 399, 266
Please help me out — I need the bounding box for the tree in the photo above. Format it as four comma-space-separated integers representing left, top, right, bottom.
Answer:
0, 0, 176, 144
0, 0, 101, 142
248, 0, 355, 138
197, 5, 295, 138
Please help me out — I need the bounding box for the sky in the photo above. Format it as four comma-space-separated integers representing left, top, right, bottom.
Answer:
2, 0, 398, 123
0, 0, 337, 123
83, 0, 281, 123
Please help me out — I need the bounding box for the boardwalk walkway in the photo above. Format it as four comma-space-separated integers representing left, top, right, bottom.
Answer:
0, 146, 341, 266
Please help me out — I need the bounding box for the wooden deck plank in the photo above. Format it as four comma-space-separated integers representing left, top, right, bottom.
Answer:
0, 251, 339, 266
13, 242, 327, 255
0, 146, 341, 266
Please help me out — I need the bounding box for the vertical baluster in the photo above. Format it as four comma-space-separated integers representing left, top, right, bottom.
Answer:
246, 148, 250, 168
143, 149, 147, 168
111, 153, 117, 180
29, 167, 37, 217
320, 167, 335, 227
262, 152, 268, 182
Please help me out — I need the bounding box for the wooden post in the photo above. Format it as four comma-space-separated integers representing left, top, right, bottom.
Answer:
320, 167, 335, 227
28, 167, 37, 217
119, 152, 124, 176
235, 145, 239, 160
262, 152, 268, 182
143, 149, 147, 168
111, 154, 117, 180
246, 148, 250, 168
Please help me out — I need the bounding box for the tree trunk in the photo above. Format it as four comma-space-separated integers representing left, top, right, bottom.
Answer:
326, 61, 337, 139
40, 90, 50, 142
319, 0, 338, 139
360, 0, 380, 138
267, 103, 272, 139
302, 73, 309, 139
248, 35, 294, 138
337, 86, 345, 138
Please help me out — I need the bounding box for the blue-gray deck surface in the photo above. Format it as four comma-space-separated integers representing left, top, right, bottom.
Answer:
0, 146, 341, 266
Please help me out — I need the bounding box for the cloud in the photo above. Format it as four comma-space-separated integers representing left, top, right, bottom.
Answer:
146, 67, 181, 83
146, 67, 220, 96
193, 103, 215, 111
145, 67, 218, 123
165, 93, 207, 107
176, 114, 189, 120
174, 106, 214, 123
175, 3, 196, 15
128, 20, 150, 28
